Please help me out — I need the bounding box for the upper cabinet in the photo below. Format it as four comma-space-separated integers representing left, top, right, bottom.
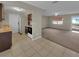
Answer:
0, 3, 3, 21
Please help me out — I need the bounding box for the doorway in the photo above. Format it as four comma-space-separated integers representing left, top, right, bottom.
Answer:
9, 14, 22, 33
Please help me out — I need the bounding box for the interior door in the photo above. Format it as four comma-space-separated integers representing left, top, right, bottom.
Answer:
9, 14, 19, 33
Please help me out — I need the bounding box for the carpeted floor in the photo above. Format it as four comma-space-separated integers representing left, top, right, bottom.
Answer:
42, 28, 79, 53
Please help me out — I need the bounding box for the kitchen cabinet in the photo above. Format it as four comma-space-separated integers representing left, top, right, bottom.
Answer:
0, 31, 12, 52
0, 26, 12, 52
0, 3, 2, 21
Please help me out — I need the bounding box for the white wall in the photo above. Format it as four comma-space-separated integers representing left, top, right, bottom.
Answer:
4, 10, 27, 33
32, 9, 42, 40
48, 15, 72, 31
42, 16, 49, 28
3, 1, 43, 40
48, 14, 79, 31
20, 14, 27, 33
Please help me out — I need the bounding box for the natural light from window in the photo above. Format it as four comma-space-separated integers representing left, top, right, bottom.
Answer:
52, 20, 63, 25
72, 31, 79, 33
72, 16, 79, 25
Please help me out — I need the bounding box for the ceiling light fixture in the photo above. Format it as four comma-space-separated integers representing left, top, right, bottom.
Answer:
12, 7, 25, 12
55, 12, 59, 16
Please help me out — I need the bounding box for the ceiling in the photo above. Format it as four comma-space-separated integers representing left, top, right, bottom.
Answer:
22, 1, 52, 10
1, 1, 79, 16
23, 1, 79, 16
1, 1, 34, 14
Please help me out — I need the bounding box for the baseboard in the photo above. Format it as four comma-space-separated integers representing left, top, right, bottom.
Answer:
32, 35, 42, 40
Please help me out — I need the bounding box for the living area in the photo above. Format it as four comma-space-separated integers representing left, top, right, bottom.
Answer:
0, 1, 79, 57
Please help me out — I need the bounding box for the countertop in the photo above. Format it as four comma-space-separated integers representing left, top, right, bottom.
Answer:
0, 26, 12, 33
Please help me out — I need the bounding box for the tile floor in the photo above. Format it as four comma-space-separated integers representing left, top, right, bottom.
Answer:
0, 33, 79, 57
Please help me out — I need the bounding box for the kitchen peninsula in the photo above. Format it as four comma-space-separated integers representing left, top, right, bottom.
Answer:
0, 24, 12, 52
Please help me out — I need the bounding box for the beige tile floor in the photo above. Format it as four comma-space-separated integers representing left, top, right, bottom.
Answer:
0, 33, 79, 57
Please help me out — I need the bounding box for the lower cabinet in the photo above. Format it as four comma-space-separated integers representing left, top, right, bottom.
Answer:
0, 31, 12, 52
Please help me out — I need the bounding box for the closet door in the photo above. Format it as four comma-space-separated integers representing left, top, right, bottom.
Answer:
0, 3, 2, 21
9, 14, 19, 33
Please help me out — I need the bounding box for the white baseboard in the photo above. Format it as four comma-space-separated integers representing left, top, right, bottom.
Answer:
32, 35, 42, 40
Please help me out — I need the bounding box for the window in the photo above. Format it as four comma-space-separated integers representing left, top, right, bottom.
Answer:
52, 21, 58, 24
52, 19, 63, 25
72, 16, 79, 30
72, 16, 79, 25
52, 15, 63, 25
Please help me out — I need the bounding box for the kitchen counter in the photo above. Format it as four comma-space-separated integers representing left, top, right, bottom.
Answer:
0, 26, 11, 33
0, 25, 12, 52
